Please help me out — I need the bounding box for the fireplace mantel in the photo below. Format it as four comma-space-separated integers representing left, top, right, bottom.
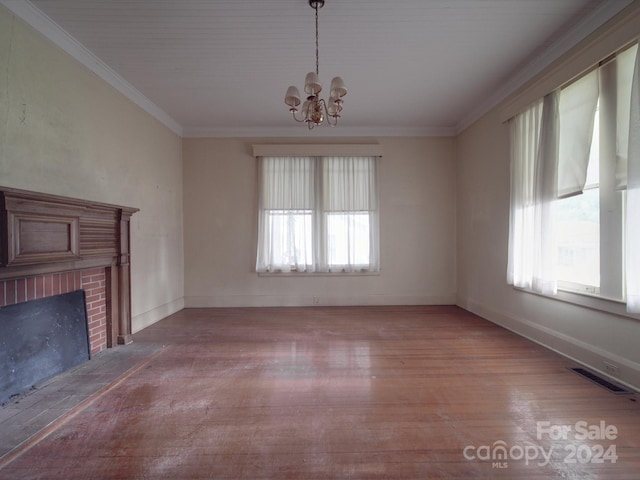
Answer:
0, 187, 138, 347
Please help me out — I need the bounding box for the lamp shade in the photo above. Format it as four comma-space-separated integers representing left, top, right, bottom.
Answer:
301, 100, 311, 118
330, 77, 347, 98
285, 86, 301, 107
304, 72, 322, 95
327, 100, 343, 116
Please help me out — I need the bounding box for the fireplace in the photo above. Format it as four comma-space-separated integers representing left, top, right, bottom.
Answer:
1, 268, 109, 353
0, 290, 90, 404
0, 187, 138, 354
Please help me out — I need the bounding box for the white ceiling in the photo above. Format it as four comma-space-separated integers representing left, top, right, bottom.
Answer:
1, 0, 633, 137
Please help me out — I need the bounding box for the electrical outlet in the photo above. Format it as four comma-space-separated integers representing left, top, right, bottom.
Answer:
313, 297, 320, 305
603, 362, 619, 376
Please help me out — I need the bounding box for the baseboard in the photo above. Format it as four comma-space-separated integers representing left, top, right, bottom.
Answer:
462, 299, 640, 392
132, 297, 185, 333
184, 294, 457, 308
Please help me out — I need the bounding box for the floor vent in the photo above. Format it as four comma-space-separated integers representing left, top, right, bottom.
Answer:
570, 368, 632, 395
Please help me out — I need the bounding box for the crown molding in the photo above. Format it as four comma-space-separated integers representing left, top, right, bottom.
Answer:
455, 0, 633, 134
0, 0, 183, 136
182, 125, 457, 138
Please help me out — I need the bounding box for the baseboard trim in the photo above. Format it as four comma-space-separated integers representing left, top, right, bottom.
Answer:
132, 297, 184, 333
462, 299, 640, 392
184, 294, 457, 308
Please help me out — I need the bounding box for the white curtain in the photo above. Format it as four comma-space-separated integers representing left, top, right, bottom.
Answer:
256, 156, 379, 273
626, 45, 640, 313
256, 156, 315, 272
322, 156, 380, 272
557, 69, 599, 198
507, 92, 559, 295
615, 45, 638, 190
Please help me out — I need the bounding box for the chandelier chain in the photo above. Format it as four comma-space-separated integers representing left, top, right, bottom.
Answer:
315, 3, 319, 76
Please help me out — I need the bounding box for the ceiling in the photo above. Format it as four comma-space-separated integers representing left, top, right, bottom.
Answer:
2, 0, 633, 137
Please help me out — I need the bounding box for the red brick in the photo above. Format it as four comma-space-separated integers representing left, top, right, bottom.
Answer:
52, 274, 61, 295
89, 339, 106, 354
82, 268, 102, 277
16, 278, 26, 304
88, 307, 106, 317
44, 275, 53, 297
90, 322, 105, 331
86, 307, 103, 318
5, 281, 16, 306
85, 294, 104, 304
26, 277, 36, 301
82, 281, 103, 291
89, 331, 104, 343
88, 322, 103, 331
75, 271, 82, 290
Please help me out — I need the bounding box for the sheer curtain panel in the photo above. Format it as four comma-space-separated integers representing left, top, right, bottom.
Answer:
256, 157, 315, 272
256, 155, 380, 273
626, 46, 640, 312
322, 156, 380, 272
507, 93, 559, 295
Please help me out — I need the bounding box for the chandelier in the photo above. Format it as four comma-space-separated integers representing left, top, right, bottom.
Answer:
284, 0, 347, 129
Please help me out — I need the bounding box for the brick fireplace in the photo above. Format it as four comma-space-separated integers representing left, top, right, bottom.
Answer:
0, 268, 108, 354
0, 187, 138, 353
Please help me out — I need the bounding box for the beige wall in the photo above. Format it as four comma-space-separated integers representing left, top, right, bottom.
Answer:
183, 137, 456, 307
0, 6, 184, 332
456, 4, 640, 390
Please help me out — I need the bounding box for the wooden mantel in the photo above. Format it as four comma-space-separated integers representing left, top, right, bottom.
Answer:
0, 187, 138, 347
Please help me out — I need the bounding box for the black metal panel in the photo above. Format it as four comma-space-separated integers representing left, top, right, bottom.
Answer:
570, 367, 632, 394
0, 290, 89, 405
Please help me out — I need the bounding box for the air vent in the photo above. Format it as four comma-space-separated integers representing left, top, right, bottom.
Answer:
570, 368, 632, 395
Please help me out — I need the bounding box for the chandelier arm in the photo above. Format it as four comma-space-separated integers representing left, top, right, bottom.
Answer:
290, 110, 307, 123
320, 100, 339, 126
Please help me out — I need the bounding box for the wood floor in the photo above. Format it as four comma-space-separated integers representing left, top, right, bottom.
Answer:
0, 305, 638, 479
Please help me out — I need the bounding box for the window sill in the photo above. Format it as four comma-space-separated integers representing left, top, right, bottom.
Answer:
513, 285, 640, 321
257, 271, 380, 277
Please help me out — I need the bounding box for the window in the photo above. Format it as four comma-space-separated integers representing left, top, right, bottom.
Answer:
256, 155, 380, 273
555, 104, 602, 292
507, 43, 640, 312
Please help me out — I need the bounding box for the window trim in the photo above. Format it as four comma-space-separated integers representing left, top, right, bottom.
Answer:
514, 284, 640, 322
255, 154, 381, 274
257, 270, 380, 278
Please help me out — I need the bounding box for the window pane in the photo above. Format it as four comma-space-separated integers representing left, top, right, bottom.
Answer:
326, 213, 370, 267
266, 210, 312, 269
555, 105, 600, 289
555, 188, 600, 287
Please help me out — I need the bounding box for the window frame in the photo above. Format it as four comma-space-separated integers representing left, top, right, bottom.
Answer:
507, 40, 640, 317
255, 154, 381, 275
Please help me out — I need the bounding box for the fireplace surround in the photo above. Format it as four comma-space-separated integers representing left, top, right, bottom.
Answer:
0, 187, 138, 353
